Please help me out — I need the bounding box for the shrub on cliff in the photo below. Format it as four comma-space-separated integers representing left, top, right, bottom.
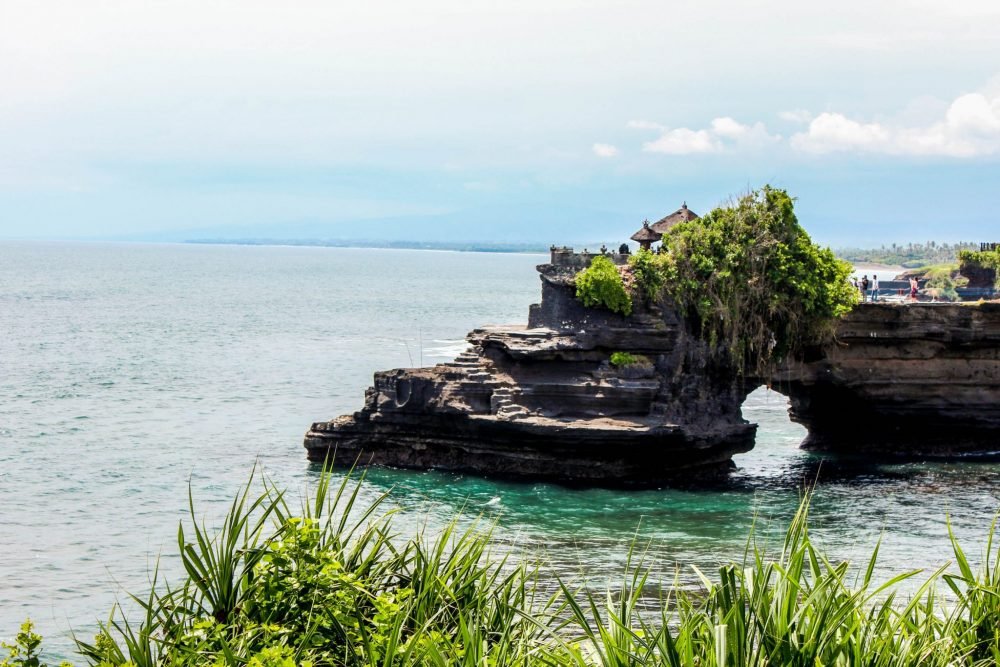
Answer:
627, 248, 666, 301
609, 351, 640, 367
575, 255, 632, 316
958, 248, 1000, 270
958, 248, 1000, 289
655, 187, 857, 375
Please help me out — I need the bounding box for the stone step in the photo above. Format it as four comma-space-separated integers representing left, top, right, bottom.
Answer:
491, 392, 519, 412
496, 403, 531, 420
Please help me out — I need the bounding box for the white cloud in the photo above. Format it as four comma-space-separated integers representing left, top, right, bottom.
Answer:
791, 89, 1000, 157
630, 84, 1000, 159
634, 117, 780, 155
947, 93, 1000, 134
778, 109, 812, 124
710, 117, 747, 138
711, 117, 781, 147
790, 113, 892, 153
643, 128, 721, 154
592, 142, 620, 158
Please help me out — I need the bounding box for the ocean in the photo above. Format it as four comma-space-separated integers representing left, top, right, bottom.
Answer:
2, 241, 998, 660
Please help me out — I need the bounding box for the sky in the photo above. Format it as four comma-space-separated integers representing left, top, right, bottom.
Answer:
1, 0, 999, 247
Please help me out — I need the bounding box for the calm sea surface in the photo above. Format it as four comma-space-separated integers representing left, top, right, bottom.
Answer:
2, 241, 999, 660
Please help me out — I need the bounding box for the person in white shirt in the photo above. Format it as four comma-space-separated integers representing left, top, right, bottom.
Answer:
872, 275, 879, 302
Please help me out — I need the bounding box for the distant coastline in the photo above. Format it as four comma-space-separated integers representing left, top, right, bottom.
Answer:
185, 238, 552, 254
183, 238, 982, 269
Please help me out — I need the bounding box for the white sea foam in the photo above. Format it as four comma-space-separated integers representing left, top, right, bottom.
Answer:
423, 339, 470, 361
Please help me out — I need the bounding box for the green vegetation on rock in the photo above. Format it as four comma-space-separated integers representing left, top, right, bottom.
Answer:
959, 248, 1000, 269
640, 187, 857, 374
958, 247, 1000, 290
574, 255, 632, 316
626, 248, 665, 301
13, 470, 1000, 666
609, 351, 640, 367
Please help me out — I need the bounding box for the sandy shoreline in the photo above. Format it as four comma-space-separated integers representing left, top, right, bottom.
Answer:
851, 263, 905, 279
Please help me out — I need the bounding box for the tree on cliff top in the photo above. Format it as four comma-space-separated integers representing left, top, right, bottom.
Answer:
636, 187, 857, 375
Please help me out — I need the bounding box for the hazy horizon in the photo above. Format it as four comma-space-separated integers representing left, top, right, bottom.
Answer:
2, 1, 999, 247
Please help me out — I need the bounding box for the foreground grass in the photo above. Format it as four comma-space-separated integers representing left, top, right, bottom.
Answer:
6, 467, 1000, 666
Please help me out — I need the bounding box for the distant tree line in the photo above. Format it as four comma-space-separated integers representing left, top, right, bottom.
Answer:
835, 241, 980, 268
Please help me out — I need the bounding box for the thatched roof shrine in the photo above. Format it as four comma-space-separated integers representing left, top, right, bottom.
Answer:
630, 220, 662, 250
650, 202, 699, 234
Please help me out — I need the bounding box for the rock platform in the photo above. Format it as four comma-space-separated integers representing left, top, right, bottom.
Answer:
777, 302, 1000, 454
305, 251, 1000, 485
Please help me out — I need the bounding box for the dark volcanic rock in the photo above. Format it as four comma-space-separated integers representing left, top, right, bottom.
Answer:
305, 257, 755, 486
775, 302, 1000, 454
960, 263, 996, 289
306, 253, 1000, 484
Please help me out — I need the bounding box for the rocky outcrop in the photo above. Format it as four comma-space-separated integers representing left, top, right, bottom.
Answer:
306, 255, 755, 485
775, 302, 1000, 454
961, 265, 995, 290
305, 251, 1000, 485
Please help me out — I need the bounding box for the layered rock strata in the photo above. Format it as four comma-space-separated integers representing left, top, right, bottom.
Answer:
305, 253, 1000, 484
305, 256, 755, 485
776, 302, 1000, 454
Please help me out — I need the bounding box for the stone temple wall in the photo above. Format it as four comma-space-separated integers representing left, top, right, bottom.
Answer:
548, 246, 629, 270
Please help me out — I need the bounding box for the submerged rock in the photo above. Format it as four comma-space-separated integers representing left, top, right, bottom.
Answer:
305, 250, 1000, 485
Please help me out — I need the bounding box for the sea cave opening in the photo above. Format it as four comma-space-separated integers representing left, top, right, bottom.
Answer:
735, 385, 811, 478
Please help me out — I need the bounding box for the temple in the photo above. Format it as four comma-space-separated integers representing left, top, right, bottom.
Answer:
628, 203, 700, 252
651, 201, 699, 233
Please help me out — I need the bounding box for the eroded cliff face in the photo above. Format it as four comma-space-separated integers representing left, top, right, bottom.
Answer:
775, 303, 1000, 454
305, 257, 1000, 485
305, 261, 756, 485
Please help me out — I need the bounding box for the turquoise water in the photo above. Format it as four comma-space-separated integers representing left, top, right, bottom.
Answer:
2, 241, 999, 660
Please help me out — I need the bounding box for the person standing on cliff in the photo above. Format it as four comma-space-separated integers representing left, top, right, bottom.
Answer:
861, 275, 870, 302
872, 275, 879, 302
910, 276, 919, 301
